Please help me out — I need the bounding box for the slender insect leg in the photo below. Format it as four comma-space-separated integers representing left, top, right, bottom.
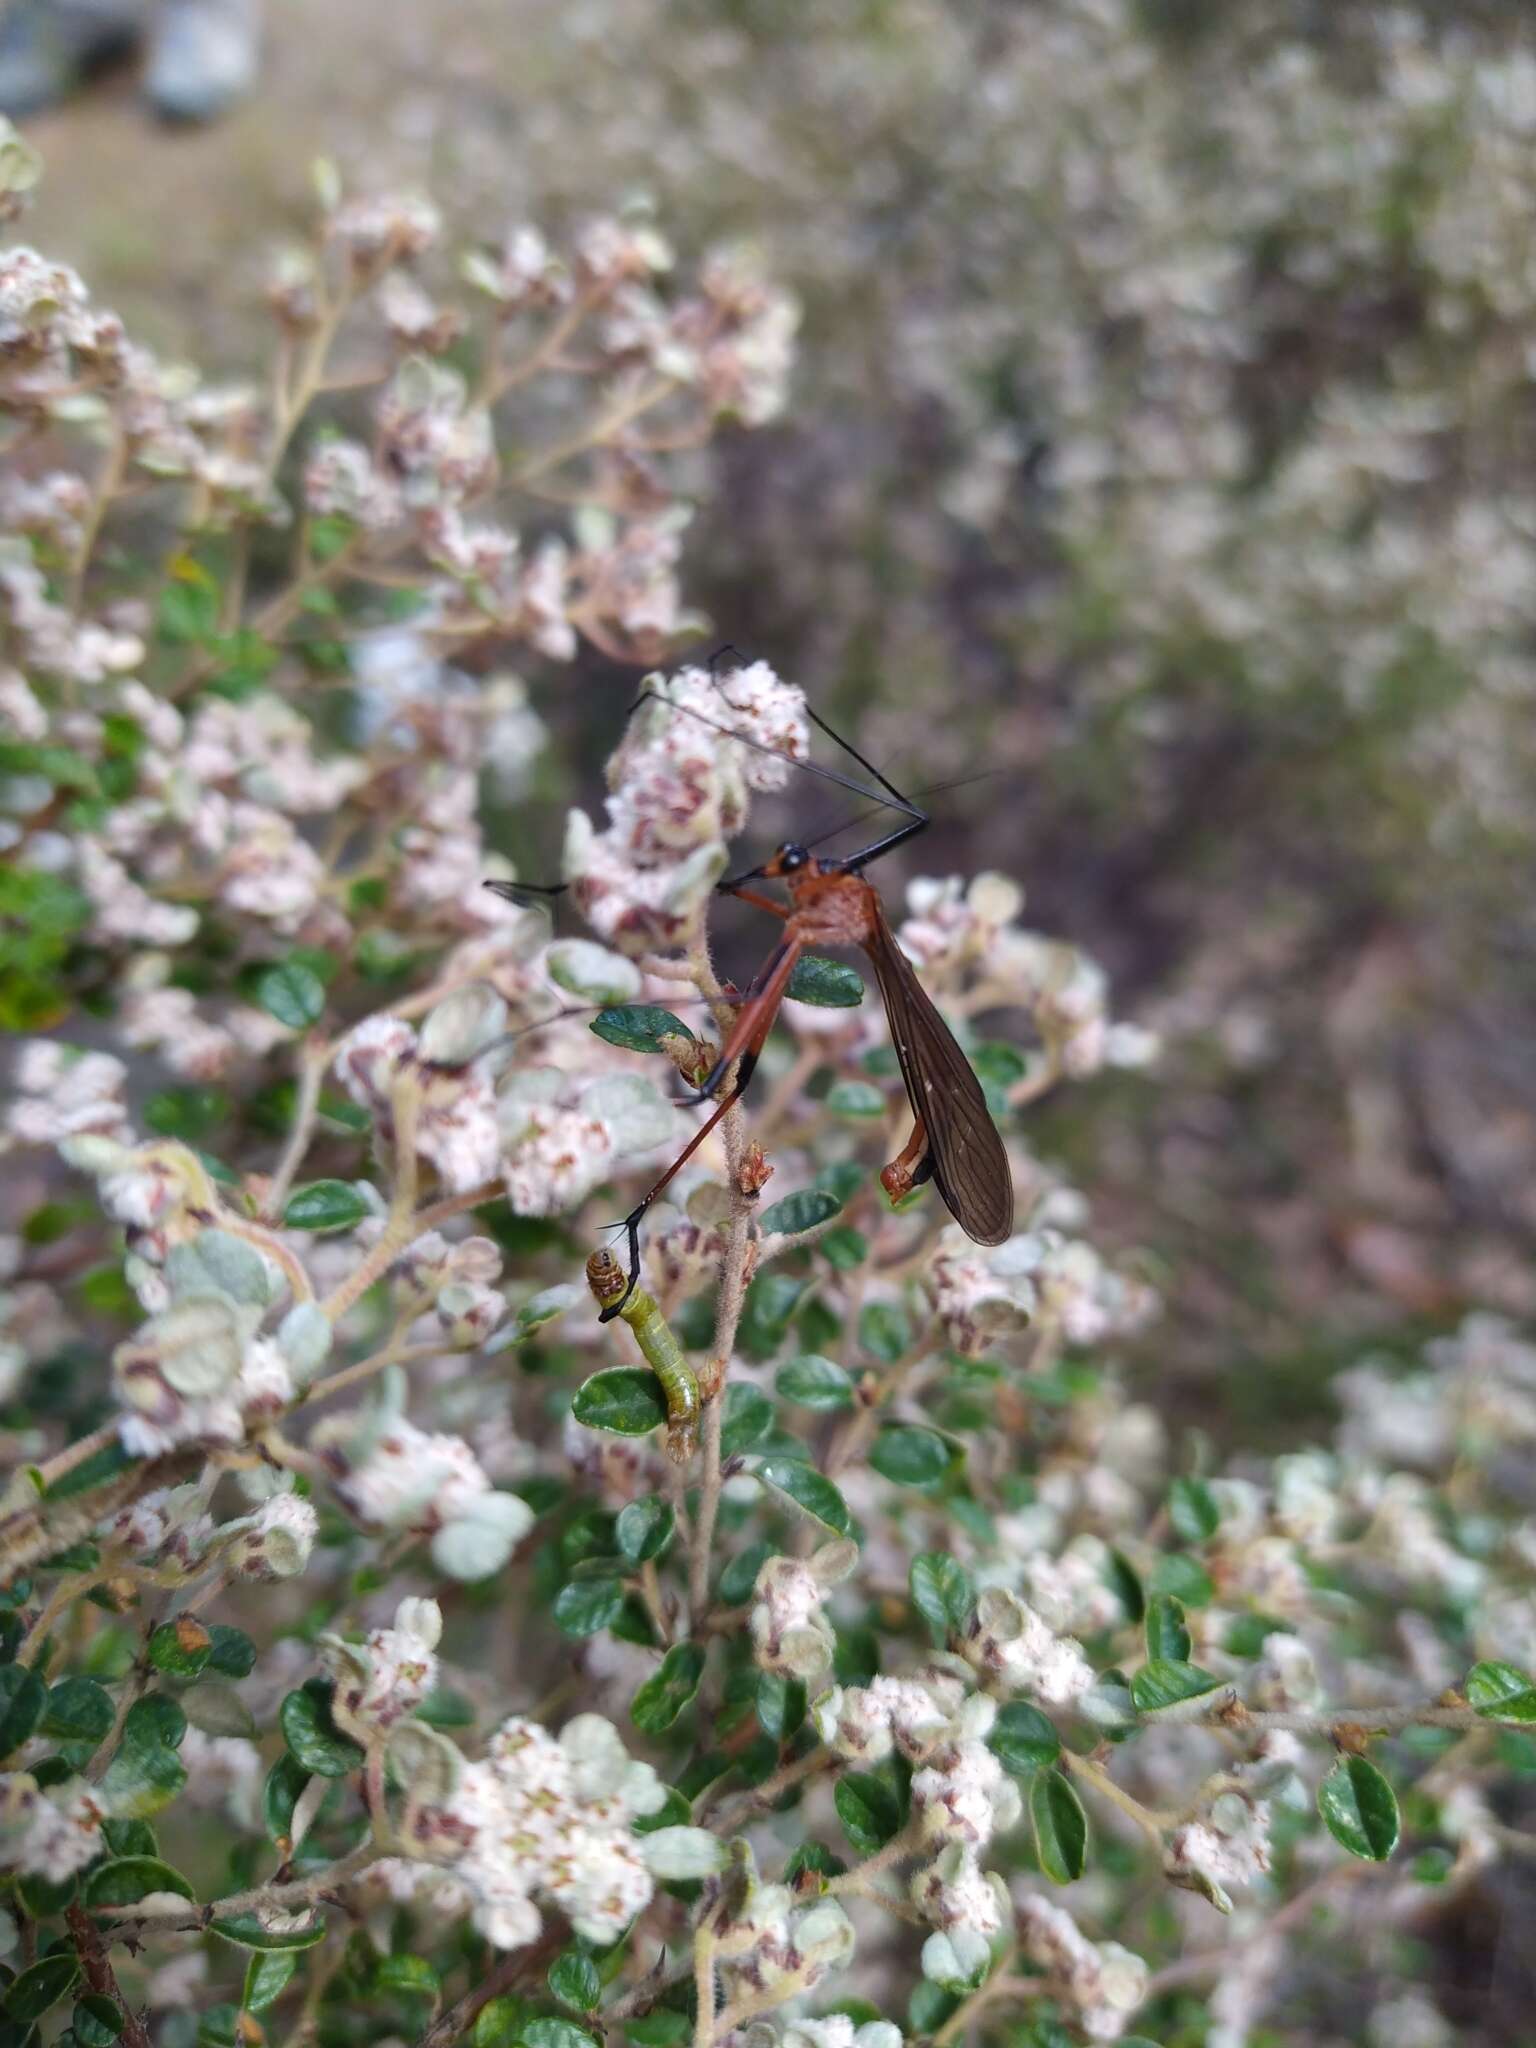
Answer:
880, 1114, 938, 1206
602, 936, 805, 1318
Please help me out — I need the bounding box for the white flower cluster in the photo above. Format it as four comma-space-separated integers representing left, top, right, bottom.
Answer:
1165, 1789, 1274, 1915
743, 2020, 900, 2048
897, 874, 1158, 1081
927, 1196, 1158, 1357
312, 1371, 533, 1583
749, 1541, 856, 1682
322, 1596, 442, 1739
562, 659, 809, 955
814, 1667, 1016, 1977
399, 1712, 716, 1949
713, 1876, 856, 2009
4, 1042, 130, 1150
1015, 1892, 1149, 2041
0, 1774, 104, 1885
963, 1587, 1096, 1707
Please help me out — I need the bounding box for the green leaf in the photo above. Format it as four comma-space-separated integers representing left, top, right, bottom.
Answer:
1103, 1548, 1144, 1625
717, 1541, 773, 1607
1466, 1660, 1536, 1723
45, 1438, 134, 1502
737, 1272, 805, 1360
198, 2007, 240, 2048
1130, 1659, 1224, 1714
84, 1856, 195, 1907
548, 1949, 602, 2013
625, 2017, 691, 2047
73, 1991, 125, 2046
590, 1005, 694, 1053
210, 1911, 327, 1951
243, 1949, 298, 2014
786, 955, 865, 1006
1145, 1595, 1192, 1663
616, 1495, 674, 1566
375, 1954, 440, 1999
282, 1179, 372, 1232
474, 1997, 531, 2047
2, 1952, 80, 2020
869, 1425, 953, 1487
759, 1187, 842, 1237
123, 1694, 187, 1752
572, 1368, 669, 1436
1168, 1477, 1220, 1545
1318, 1755, 1400, 1861
98, 1730, 187, 1817
776, 1354, 855, 1410
989, 1701, 1061, 1774
263, 1752, 309, 1843
835, 1772, 903, 1854
859, 1300, 911, 1364
41, 1675, 113, 1746
818, 1225, 868, 1271
255, 960, 325, 1031
205, 1624, 257, 1680
553, 1577, 626, 1638
631, 1644, 706, 1733
1148, 1553, 1214, 1607
1030, 1769, 1088, 1882
101, 1819, 157, 1858
0, 1662, 46, 1758
147, 1617, 213, 1681
825, 1079, 886, 1118
521, 2020, 600, 2048
719, 1383, 774, 1457
757, 1458, 852, 1536
909, 1553, 976, 1641
280, 1682, 365, 1777
756, 1672, 807, 1740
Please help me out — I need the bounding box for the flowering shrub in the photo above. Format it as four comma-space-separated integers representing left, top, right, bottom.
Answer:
2, 109, 1535, 2048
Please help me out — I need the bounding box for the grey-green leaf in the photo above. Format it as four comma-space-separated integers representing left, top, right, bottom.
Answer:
1466, 1659, 1536, 1723
282, 1180, 372, 1232
989, 1700, 1062, 1774
759, 1187, 842, 1237
757, 1458, 853, 1536
909, 1553, 976, 1641
776, 1354, 855, 1410
255, 961, 325, 1031
590, 1005, 694, 1053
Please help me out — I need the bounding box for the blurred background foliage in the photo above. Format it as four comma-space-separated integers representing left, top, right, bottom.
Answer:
25, 0, 1536, 1420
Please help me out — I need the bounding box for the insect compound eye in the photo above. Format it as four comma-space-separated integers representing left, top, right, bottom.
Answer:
778, 842, 808, 872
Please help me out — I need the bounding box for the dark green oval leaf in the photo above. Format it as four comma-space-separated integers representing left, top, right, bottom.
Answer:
3, 1952, 80, 2020
210, 1911, 327, 1951
989, 1700, 1062, 1774
786, 955, 865, 1007
1130, 1659, 1224, 1715
1145, 1595, 1191, 1663
757, 1458, 852, 1535
1466, 1660, 1536, 1723
256, 961, 324, 1031
909, 1553, 976, 1641
280, 1682, 364, 1778
1318, 1755, 1400, 1861
835, 1771, 902, 1854
73, 1991, 125, 2046
858, 1300, 911, 1364
869, 1425, 953, 1488
759, 1187, 842, 1238
147, 1617, 213, 1682
615, 1495, 674, 1566
282, 1180, 371, 1232
590, 1005, 694, 1053
776, 1354, 855, 1411
548, 1948, 602, 2013
572, 1368, 669, 1436
552, 1576, 626, 1639
1030, 1769, 1088, 1882
720, 1382, 774, 1457
243, 1949, 298, 2014
41, 1675, 113, 1746
84, 1856, 195, 1907
1168, 1477, 1220, 1545
631, 1643, 706, 1733
0, 1662, 46, 1759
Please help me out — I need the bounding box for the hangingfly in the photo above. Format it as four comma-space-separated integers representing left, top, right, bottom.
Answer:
486, 670, 1014, 1317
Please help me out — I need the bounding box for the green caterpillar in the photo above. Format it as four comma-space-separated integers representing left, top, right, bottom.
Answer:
586, 1248, 700, 1463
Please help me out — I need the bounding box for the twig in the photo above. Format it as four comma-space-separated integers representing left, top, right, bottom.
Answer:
66, 1901, 151, 2048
